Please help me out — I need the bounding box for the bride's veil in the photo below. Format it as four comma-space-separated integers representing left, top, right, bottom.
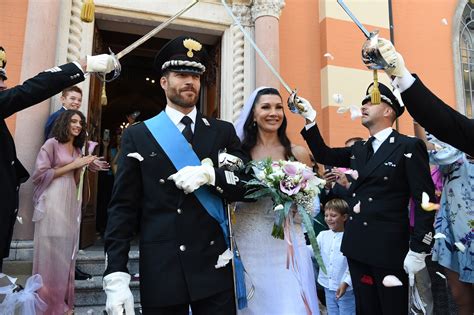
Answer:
234, 86, 270, 141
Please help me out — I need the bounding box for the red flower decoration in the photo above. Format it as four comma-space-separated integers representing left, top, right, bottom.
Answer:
360, 274, 374, 285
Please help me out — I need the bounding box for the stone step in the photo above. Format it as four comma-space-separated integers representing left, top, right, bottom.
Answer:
75, 249, 139, 277
74, 304, 142, 314
75, 276, 140, 307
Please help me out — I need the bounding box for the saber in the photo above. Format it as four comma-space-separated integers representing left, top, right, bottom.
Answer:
220, 0, 292, 95
337, 0, 372, 39
116, 0, 199, 59
103, 0, 199, 82
220, 0, 305, 113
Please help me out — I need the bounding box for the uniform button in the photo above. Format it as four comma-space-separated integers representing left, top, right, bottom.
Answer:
352, 193, 356, 197
210, 240, 215, 245
363, 221, 368, 226
159, 179, 165, 184
349, 216, 353, 220
177, 209, 182, 214
179, 245, 186, 251
11, 160, 15, 165
216, 186, 223, 193
383, 176, 388, 181
368, 197, 373, 202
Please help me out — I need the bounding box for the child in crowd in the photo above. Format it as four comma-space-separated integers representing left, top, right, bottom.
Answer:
317, 198, 355, 315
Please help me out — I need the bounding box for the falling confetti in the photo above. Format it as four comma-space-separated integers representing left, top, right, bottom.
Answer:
421, 192, 440, 211
436, 271, 447, 279
324, 52, 334, 60
353, 201, 361, 214
337, 104, 362, 120
454, 242, 466, 252
404, 153, 413, 158
441, 18, 448, 25
333, 93, 344, 104
127, 152, 144, 161
382, 275, 403, 287
16, 216, 23, 224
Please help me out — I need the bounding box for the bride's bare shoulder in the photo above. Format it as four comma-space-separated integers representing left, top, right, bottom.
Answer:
291, 145, 312, 167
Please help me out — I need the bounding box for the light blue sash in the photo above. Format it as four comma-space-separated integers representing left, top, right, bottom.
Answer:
144, 111, 248, 309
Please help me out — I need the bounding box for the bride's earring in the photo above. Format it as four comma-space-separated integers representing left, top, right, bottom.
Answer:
253, 121, 257, 128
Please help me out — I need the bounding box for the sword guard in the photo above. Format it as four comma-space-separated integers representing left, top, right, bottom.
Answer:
287, 90, 306, 114
96, 48, 122, 82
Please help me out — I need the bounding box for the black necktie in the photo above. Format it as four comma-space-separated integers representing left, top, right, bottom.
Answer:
181, 116, 193, 143
366, 136, 375, 161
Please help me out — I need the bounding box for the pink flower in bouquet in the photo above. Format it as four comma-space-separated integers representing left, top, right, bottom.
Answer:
301, 168, 313, 181
283, 163, 297, 176
280, 178, 301, 196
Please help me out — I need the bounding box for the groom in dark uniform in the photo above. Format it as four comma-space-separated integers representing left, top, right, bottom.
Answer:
294, 84, 436, 314
0, 46, 115, 271
103, 36, 249, 315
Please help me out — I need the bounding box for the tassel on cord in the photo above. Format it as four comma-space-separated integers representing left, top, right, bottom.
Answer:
371, 69, 381, 104
101, 82, 107, 106
80, 0, 95, 23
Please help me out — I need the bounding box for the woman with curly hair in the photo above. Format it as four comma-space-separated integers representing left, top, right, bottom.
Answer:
32, 109, 97, 315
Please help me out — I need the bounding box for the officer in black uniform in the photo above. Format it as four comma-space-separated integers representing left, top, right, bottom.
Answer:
0, 46, 115, 271
294, 83, 436, 315
103, 36, 250, 315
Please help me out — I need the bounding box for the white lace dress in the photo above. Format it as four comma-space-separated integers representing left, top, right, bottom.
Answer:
234, 198, 319, 315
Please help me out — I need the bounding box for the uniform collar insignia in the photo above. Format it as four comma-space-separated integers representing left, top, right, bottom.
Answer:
202, 117, 210, 126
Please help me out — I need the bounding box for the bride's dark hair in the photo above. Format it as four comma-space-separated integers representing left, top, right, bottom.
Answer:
241, 87, 293, 159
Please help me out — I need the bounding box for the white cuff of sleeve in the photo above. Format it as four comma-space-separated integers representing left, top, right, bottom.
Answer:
72, 61, 85, 74
391, 70, 415, 93
305, 121, 316, 130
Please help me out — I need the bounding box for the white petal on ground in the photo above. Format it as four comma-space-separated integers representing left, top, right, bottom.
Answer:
332, 93, 344, 104
215, 248, 233, 269
434, 232, 446, 239
382, 275, 403, 287
323, 52, 334, 60
454, 242, 466, 252
127, 152, 144, 161
353, 201, 361, 213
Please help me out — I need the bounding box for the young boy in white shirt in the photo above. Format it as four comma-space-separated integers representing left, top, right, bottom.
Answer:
317, 198, 355, 315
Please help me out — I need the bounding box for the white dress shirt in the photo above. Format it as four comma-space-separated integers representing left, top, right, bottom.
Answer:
165, 105, 197, 132
316, 230, 352, 291
370, 127, 393, 154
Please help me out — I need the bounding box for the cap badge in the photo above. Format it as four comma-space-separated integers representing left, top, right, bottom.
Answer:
0, 50, 6, 68
183, 38, 202, 58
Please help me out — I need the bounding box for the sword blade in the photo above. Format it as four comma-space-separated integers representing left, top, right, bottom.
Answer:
337, 0, 371, 39
116, 0, 199, 60
221, 0, 293, 95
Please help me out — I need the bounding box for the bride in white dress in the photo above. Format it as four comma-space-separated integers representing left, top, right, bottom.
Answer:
233, 87, 319, 314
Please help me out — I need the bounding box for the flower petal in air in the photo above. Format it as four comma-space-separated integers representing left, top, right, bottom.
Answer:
324, 52, 334, 60
16, 216, 23, 224
127, 152, 144, 162
441, 18, 448, 25
404, 153, 412, 158
382, 275, 403, 287
353, 201, 361, 214
337, 106, 348, 114
434, 233, 446, 239
344, 169, 359, 180
454, 242, 466, 252
421, 192, 440, 211
349, 105, 362, 120
333, 93, 344, 104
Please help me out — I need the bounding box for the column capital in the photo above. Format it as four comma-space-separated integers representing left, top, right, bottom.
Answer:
251, 0, 285, 20
232, 1, 253, 27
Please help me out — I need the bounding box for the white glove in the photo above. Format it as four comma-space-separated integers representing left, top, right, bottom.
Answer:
103, 272, 135, 315
168, 164, 215, 194
86, 54, 115, 73
295, 96, 317, 122
377, 38, 409, 78
403, 250, 428, 281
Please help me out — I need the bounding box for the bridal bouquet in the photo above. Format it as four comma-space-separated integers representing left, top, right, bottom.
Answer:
245, 158, 327, 273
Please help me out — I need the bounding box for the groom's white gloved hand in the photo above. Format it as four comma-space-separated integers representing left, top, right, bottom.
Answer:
376, 38, 409, 78
103, 272, 135, 315
295, 96, 317, 122
86, 54, 115, 73
168, 164, 215, 194
403, 250, 428, 283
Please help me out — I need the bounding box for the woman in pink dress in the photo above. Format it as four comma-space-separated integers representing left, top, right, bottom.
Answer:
32, 110, 97, 315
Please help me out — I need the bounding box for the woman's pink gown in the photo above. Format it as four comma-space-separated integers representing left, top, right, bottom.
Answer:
32, 138, 82, 315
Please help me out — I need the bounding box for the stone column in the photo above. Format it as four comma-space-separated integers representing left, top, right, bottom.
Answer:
231, 0, 254, 123
252, 0, 285, 88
